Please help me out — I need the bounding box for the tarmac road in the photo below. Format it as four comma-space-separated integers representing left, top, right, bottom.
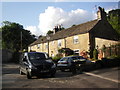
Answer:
2, 63, 120, 89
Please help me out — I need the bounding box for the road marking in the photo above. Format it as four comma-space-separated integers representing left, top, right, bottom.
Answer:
84, 72, 120, 83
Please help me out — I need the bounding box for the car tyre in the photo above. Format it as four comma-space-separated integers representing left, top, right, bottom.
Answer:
20, 69, 24, 75
27, 71, 32, 79
51, 72, 56, 77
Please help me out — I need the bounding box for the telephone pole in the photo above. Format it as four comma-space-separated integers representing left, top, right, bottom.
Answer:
21, 31, 22, 52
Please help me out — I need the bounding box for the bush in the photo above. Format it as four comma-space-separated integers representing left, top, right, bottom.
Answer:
93, 49, 98, 60
107, 55, 120, 59
52, 54, 62, 63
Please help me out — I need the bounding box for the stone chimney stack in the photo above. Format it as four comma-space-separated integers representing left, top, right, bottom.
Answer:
53, 24, 62, 34
97, 6, 107, 20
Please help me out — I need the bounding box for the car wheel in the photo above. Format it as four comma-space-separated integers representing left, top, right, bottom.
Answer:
27, 71, 32, 79
50, 70, 56, 77
20, 69, 24, 75
51, 72, 56, 77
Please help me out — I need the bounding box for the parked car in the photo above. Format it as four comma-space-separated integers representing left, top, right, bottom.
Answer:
57, 56, 86, 73
19, 52, 56, 79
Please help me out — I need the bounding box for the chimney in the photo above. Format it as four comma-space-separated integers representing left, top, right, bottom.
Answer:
97, 6, 107, 20
53, 24, 62, 34
53, 26, 58, 34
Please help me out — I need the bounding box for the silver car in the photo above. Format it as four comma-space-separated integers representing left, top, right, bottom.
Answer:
57, 56, 86, 72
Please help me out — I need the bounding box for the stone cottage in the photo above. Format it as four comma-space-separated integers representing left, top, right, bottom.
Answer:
28, 7, 119, 58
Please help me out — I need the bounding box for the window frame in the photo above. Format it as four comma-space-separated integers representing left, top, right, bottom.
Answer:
73, 36, 79, 44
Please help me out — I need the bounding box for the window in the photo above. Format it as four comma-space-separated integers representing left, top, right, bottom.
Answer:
58, 40, 62, 47
45, 43, 48, 49
52, 41, 55, 45
73, 36, 79, 44
74, 49, 80, 55
28, 53, 48, 60
37, 44, 40, 49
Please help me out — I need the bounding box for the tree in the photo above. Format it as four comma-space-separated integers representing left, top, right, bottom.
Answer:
72, 24, 76, 27
107, 9, 120, 35
1, 21, 36, 52
47, 30, 53, 35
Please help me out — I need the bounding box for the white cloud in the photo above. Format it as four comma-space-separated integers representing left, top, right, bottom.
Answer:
105, 5, 118, 14
38, 6, 97, 35
25, 26, 42, 36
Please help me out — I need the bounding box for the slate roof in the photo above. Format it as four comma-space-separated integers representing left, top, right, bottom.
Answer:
29, 19, 119, 46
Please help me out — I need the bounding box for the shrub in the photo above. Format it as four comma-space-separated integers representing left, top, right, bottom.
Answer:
52, 54, 63, 63
93, 49, 98, 60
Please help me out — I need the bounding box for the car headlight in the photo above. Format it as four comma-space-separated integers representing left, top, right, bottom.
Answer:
51, 63, 56, 68
29, 65, 37, 69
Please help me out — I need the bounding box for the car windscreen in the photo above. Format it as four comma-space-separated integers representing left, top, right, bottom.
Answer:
60, 57, 68, 61
28, 53, 47, 60
71, 56, 84, 60
71, 57, 78, 60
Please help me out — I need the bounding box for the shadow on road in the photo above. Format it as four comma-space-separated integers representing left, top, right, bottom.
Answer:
2, 64, 19, 75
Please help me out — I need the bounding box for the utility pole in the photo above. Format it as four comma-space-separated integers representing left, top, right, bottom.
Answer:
21, 31, 22, 52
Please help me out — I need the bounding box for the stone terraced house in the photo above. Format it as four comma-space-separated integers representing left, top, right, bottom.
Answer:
28, 7, 119, 58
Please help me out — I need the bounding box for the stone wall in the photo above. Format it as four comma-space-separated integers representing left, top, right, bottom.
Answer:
2, 49, 13, 63
95, 38, 119, 49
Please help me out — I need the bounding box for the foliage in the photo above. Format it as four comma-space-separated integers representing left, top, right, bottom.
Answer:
80, 50, 88, 59
61, 27, 65, 30
47, 30, 53, 35
93, 49, 98, 60
52, 53, 63, 63
1, 21, 36, 52
72, 24, 76, 27
107, 9, 120, 35
107, 55, 120, 59
58, 49, 65, 53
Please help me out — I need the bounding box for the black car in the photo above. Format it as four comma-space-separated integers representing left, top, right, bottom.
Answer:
19, 52, 56, 79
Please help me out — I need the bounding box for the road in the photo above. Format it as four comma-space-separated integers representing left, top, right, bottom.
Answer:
2, 63, 120, 89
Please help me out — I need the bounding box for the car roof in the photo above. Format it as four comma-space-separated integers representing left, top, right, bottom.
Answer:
24, 52, 47, 54
64, 56, 83, 58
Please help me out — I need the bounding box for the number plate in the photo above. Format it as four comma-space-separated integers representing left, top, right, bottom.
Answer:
41, 70, 49, 73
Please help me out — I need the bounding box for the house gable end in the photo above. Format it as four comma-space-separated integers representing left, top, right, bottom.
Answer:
89, 20, 119, 41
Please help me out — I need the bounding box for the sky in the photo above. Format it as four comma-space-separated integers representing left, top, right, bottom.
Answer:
1, 1, 119, 36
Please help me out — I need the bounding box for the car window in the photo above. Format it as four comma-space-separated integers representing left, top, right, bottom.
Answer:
78, 56, 84, 59
71, 57, 78, 60
60, 57, 68, 61
28, 53, 47, 60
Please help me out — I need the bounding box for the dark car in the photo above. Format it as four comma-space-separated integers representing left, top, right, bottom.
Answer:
57, 56, 86, 73
19, 52, 56, 79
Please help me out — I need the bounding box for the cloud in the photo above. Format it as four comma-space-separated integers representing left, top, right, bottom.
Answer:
105, 5, 118, 13
38, 6, 97, 35
25, 26, 42, 37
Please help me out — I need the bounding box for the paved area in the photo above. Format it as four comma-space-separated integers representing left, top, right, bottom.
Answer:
2, 63, 120, 89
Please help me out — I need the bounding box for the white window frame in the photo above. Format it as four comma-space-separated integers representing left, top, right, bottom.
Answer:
74, 49, 80, 55
52, 41, 55, 45
37, 44, 40, 49
45, 43, 48, 49
73, 36, 79, 44
58, 40, 62, 47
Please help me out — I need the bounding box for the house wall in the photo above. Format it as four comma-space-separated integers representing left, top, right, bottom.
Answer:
95, 38, 119, 49
30, 45, 37, 52
66, 33, 89, 55
28, 33, 89, 57
49, 39, 65, 57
